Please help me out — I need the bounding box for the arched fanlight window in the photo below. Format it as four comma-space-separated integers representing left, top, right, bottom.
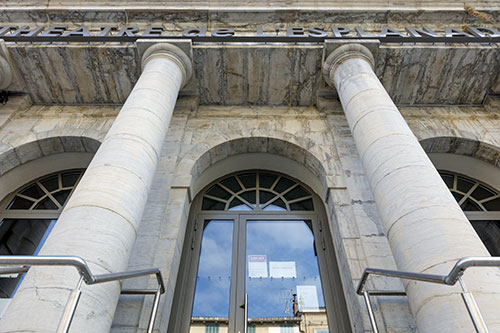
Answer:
201, 171, 314, 212
439, 171, 500, 255
0, 170, 84, 300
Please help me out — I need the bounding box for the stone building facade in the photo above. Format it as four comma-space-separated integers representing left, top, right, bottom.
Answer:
0, 1, 500, 332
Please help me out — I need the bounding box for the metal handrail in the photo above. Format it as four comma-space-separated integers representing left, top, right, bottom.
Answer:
0, 255, 165, 333
356, 256, 500, 333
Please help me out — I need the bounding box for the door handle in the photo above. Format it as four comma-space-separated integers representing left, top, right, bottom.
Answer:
240, 293, 248, 333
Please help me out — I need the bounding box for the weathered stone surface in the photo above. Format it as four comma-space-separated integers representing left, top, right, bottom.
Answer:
4, 43, 500, 106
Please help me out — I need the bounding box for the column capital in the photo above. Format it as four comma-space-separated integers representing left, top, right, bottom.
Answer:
141, 42, 193, 88
322, 43, 375, 88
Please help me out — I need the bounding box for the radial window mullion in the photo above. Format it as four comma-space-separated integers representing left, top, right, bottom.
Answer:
234, 194, 255, 210
235, 176, 246, 191
280, 183, 299, 197
287, 195, 313, 204
270, 176, 281, 191
14, 194, 38, 204
479, 194, 500, 203
203, 195, 228, 204
458, 183, 479, 206
256, 172, 260, 209
218, 183, 237, 197
35, 181, 52, 196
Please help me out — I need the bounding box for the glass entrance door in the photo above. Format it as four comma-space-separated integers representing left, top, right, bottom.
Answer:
239, 218, 328, 333
190, 216, 329, 333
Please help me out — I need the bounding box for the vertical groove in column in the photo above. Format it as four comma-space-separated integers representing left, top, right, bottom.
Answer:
323, 42, 500, 333
0, 43, 192, 333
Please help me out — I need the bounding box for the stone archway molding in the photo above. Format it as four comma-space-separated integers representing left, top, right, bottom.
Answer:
0, 136, 100, 200
187, 137, 331, 201
420, 136, 500, 168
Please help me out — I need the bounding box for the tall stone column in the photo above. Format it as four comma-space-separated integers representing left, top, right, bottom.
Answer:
323, 43, 500, 332
0, 42, 192, 332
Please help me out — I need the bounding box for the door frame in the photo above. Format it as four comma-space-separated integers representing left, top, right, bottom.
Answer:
168, 177, 352, 333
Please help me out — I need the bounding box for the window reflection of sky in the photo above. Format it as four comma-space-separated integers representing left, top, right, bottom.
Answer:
191, 219, 326, 322
192, 220, 233, 318
246, 221, 325, 318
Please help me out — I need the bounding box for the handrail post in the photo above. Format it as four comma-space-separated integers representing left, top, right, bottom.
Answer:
363, 291, 379, 333
459, 277, 489, 333
147, 285, 162, 333
58, 275, 84, 333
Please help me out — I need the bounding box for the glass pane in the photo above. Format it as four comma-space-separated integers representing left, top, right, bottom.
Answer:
284, 186, 309, 201
52, 190, 72, 206
259, 190, 275, 207
240, 191, 256, 207
202, 198, 226, 211
263, 198, 287, 211
274, 178, 295, 193
290, 199, 314, 211
34, 197, 58, 210
238, 173, 256, 189
246, 220, 327, 329
228, 198, 252, 211
0, 219, 55, 298
259, 173, 278, 189
61, 171, 81, 188
482, 197, 500, 211
456, 176, 475, 193
471, 221, 500, 256
192, 220, 233, 319
20, 184, 45, 199
472, 184, 497, 201
452, 192, 464, 202
206, 185, 232, 200
220, 176, 241, 193
7, 196, 35, 210
40, 175, 59, 192
460, 199, 481, 211
440, 173, 454, 189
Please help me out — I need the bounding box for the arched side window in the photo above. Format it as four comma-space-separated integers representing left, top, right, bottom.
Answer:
439, 171, 500, 255
0, 170, 84, 302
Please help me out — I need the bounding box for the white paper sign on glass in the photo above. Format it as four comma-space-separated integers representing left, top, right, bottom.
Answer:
248, 255, 268, 278
269, 261, 297, 278
297, 285, 319, 311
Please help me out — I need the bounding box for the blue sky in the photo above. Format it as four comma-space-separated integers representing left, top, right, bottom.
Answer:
192, 220, 325, 319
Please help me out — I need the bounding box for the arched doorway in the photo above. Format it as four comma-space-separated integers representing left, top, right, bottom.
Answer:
169, 171, 351, 333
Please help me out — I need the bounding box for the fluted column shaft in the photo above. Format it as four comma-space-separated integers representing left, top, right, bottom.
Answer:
0, 43, 192, 333
323, 43, 500, 332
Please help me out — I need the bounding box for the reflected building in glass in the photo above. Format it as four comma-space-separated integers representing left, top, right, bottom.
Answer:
0, 1, 500, 332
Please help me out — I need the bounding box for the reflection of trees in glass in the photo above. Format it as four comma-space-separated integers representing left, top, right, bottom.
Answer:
192, 220, 233, 318
246, 221, 324, 318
